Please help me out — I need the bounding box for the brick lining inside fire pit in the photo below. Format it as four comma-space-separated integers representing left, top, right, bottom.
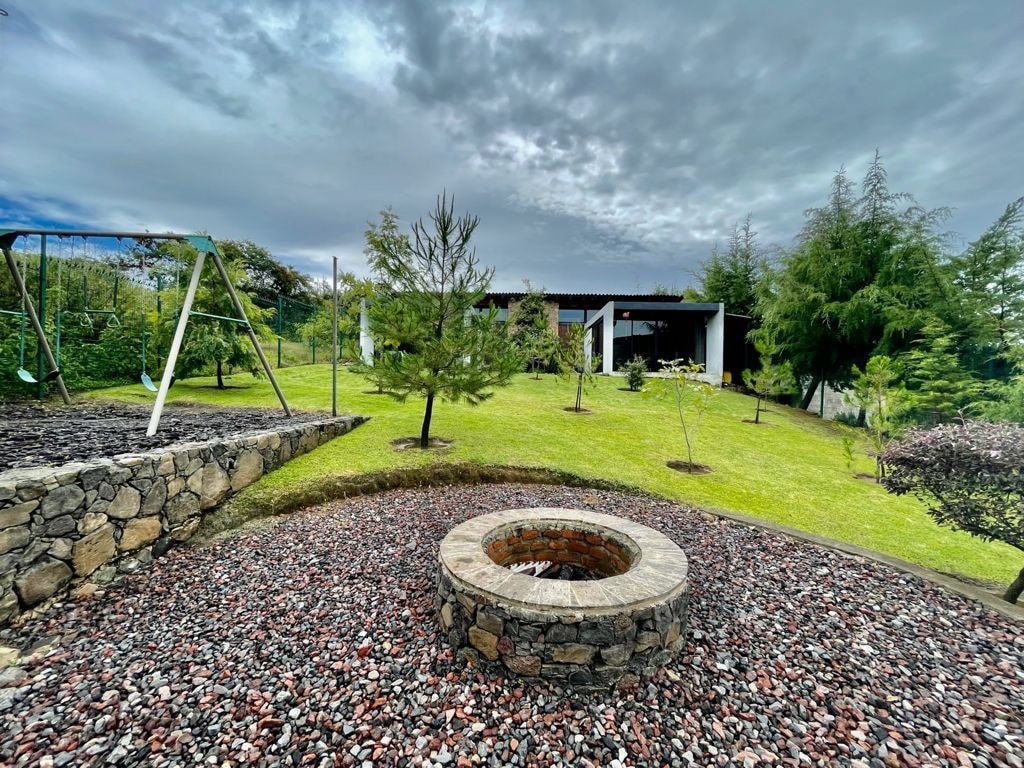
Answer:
484, 522, 637, 579
436, 508, 689, 689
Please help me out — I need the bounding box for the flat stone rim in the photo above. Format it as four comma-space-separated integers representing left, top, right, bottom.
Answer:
439, 508, 688, 616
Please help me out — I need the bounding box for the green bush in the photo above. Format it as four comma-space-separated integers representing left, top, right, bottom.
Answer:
620, 355, 647, 392
833, 411, 860, 427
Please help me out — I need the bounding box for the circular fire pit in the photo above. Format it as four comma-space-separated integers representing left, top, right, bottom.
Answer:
436, 508, 689, 689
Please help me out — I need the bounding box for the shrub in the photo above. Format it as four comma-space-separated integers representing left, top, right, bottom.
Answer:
882, 419, 1024, 603
619, 355, 647, 391
833, 411, 860, 427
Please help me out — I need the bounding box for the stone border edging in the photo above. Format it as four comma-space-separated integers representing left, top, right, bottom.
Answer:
205, 461, 1024, 623
698, 504, 1024, 622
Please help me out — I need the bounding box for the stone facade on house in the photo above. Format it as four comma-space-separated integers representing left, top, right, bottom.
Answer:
0, 416, 365, 627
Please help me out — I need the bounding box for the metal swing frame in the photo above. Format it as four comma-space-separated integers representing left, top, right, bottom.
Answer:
0, 228, 291, 435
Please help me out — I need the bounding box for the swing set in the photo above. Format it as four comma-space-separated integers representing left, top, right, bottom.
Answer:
0, 228, 291, 435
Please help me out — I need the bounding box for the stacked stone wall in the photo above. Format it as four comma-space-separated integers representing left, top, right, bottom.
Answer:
0, 416, 364, 627
437, 509, 690, 690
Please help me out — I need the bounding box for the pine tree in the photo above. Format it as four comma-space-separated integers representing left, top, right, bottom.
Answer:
902, 320, 984, 422
509, 283, 557, 378
742, 334, 795, 424
844, 355, 908, 480
948, 197, 1024, 379
363, 194, 522, 447
696, 215, 769, 317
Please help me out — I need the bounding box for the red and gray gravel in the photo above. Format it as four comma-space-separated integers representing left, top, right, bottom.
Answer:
1, 484, 1021, 767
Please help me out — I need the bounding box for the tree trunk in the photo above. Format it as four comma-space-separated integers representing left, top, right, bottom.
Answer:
754, 395, 762, 424
420, 393, 435, 448
856, 407, 867, 427
575, 376, 583, 412
799, 375, 820, 410
216, 360, 224, 389
1004, 566, 1024, 604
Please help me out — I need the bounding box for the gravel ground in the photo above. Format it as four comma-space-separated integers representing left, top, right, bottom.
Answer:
1, 484, 1021, 767
0, 403, 312, 471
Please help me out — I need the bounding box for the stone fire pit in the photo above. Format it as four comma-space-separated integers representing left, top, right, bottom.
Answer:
436, 508, 689, 689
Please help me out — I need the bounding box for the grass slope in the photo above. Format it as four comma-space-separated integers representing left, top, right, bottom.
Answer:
98, 365, 1019, 586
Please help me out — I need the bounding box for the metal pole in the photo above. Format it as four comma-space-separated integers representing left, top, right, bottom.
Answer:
156, 274, 163, 366
37, 234, 46, 399
208, 250, 291, 418
332, 256, 338, 417
147, 251, 206, 436
2, 246, 70, 404
277, 295, 283, 368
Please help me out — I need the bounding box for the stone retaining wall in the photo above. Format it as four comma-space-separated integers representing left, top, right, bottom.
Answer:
0, 416, 365, 627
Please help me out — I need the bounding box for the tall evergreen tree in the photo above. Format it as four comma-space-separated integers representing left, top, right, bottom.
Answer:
696, 215, 769, 317
761, 155, 948, 409
947, 197, 1024, 379
762, 168, 862, 407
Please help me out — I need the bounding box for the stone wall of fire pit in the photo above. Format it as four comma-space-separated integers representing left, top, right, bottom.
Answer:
436, 508, 689, 689
0, 415, 365, 627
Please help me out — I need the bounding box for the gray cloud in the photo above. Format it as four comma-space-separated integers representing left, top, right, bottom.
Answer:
0, 0, 1021, 290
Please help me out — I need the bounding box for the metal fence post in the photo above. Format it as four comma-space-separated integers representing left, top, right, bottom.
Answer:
332, 256, 338, 417
37, 234, 46, 399
277, 295, 283, 368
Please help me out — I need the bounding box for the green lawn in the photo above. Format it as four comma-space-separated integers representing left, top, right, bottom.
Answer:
97, 364, 1019, 586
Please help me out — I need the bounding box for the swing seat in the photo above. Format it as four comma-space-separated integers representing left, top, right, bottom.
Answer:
141, 373, 158, 392
18, 367, 61, 384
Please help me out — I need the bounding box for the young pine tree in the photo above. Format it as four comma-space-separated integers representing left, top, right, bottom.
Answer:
509, 284, 557, 379
363, 194, 521, 448
844, 355, 908, 481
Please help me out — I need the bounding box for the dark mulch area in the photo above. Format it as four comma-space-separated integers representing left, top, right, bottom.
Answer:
0, 403, 314, 472
1, 484, 1021, 767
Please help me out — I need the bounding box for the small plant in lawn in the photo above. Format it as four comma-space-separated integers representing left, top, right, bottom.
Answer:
840, 433, 856, 474
883, 419, 1024, 603
647, 359, 716, 472
363, 193, 522, 447
845, 355, 908, 482
557, 323, 600, 412
619, 355, 647, 392
741, 334, 795, 423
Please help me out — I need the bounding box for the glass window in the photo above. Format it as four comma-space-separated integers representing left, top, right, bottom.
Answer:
558, 309, 585, 324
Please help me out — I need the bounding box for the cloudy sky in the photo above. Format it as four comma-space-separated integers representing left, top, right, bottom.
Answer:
1, 1, 1021, 291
